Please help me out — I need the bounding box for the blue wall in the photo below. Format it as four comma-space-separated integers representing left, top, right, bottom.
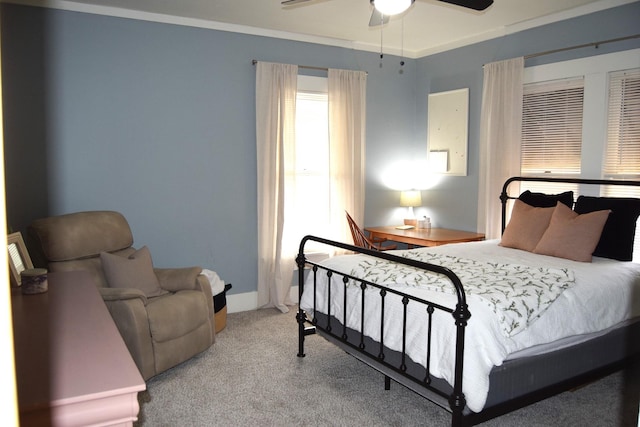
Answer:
1, 4, 418, 295
2, 2, 639, 296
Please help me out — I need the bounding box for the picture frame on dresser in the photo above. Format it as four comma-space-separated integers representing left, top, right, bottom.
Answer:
7, 232, 33, 287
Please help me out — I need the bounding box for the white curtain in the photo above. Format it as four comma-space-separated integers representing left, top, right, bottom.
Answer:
255, 64, 366, 313
255, 62, 298, 313
477, 57, 524, 239
328, 68, 367, 242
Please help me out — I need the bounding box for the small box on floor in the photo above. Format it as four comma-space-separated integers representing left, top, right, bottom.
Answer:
214, 283, 232, 333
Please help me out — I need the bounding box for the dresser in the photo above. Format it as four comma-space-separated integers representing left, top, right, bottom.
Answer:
12, 271, 145, 426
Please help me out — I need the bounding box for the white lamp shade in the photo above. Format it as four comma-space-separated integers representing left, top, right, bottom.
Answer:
400, 190, 422, 207
372, 0, 414, 16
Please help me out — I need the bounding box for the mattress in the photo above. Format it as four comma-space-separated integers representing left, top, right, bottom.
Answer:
299, 240, 640, 412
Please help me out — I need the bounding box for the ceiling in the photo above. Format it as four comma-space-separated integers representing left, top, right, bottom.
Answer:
10, 0, 636, 58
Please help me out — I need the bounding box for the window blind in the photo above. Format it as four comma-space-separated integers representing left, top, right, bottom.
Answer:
603, 68, 640, 179
603, 68, 640, 262
521, 78, 584, 176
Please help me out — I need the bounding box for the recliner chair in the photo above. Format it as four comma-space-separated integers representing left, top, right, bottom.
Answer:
28, 210, 215, 380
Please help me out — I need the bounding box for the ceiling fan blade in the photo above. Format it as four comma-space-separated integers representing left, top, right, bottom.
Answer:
369, 9, 390, 26
281, 0, 313, 5
437, 0, 493, 11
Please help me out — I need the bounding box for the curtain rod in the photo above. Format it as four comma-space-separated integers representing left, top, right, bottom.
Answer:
251, 59, 328, 72
254, 33, 639, 70
524, 34, 640, 60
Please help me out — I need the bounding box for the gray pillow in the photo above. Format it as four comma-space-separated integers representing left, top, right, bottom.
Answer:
101, 246, 167, 297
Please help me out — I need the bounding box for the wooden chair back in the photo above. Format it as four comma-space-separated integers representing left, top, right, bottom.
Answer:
345, 211, 397, 251
346, 211, 370, 249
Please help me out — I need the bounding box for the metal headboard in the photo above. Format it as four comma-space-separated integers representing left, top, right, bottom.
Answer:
500, 176, 640, 233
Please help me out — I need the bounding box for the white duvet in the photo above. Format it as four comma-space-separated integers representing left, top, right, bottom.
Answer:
299, 240, 640, 413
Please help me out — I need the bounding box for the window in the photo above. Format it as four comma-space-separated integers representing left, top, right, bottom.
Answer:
522, 51, 640, 262
603, 68, 640, 181
603, 68, 640, 261
521, 78, 584, 176
283, 76, 330, 254
520, 78, 584, 195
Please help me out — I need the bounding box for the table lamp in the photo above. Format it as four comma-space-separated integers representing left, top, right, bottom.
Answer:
400, 190, 421, 226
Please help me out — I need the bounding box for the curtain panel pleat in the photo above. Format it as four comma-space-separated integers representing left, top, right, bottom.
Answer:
256, 62, 298, 313
477, 57, 524, 239
328, 69, 367, 243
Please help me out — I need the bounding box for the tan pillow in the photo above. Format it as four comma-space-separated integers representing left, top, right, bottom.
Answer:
100, 246, 167, 297
500, 200, 555, 252
533, 203, 611, 262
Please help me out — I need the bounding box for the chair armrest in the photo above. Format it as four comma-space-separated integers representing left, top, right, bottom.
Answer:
99, 288, 155, 379
155, 266, 202, 292
155, 267, 214, 322
99, 287, 148, 305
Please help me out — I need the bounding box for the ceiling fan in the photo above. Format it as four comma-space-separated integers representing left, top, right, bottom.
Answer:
281, 0, 494, 27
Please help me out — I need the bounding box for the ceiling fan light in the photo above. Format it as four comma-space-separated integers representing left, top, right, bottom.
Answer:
371, 0, 414, 16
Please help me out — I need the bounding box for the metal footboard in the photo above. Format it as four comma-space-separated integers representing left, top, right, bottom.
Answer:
296, 235, 471, 426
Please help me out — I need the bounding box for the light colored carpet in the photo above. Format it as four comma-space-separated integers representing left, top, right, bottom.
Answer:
136, 307, 639, 426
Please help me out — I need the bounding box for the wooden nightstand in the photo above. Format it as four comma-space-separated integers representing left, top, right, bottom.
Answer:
365, 226, 485, 248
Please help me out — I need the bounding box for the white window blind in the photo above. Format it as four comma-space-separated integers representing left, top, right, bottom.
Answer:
603, 68, 640, 262
603, 68, 640, 180
521, 78, 584, 176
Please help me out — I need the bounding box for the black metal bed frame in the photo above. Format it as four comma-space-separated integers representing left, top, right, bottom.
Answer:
296, 176, 640, 427
500, 176, 640, 233
296, 236, 471, 420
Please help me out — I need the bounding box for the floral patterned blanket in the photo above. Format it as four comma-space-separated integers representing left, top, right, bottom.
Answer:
349, 250, 575, 337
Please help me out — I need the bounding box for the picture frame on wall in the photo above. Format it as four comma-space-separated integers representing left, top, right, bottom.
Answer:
8, 232, 34, 287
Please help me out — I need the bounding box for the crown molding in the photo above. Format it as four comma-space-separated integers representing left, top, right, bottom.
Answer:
4, 0, 636, 60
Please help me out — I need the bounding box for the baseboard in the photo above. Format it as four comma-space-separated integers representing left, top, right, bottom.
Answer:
226, 291, 258, 313
226, 286, 299, 313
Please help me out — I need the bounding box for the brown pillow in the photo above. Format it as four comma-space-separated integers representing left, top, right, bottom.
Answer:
500, 200, 555, 252
533, 203, 611, 262
100, 246, 167, 297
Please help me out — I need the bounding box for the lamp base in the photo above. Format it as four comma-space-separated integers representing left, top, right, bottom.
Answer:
403, 218, 417, 227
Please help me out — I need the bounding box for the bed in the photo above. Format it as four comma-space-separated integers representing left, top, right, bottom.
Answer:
295, 176, 640, 426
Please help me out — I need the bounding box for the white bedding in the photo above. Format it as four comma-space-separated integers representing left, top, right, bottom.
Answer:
299, 240, 640, 413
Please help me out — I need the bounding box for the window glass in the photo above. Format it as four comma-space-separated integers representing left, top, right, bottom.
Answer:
283, 76, 330, 255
